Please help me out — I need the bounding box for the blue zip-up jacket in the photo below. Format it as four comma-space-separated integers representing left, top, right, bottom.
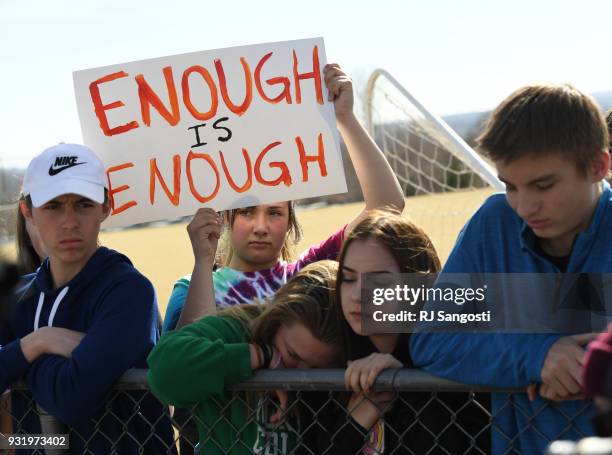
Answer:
0, 247, 174, 454
410, 186, 612, 454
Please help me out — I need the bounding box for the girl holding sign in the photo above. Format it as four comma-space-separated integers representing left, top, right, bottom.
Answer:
163, 63, 405, 331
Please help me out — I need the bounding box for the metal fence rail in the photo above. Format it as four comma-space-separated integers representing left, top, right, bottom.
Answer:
3, 369, 603, 455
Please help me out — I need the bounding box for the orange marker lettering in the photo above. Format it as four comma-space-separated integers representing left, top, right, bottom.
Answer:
182, 65, 219, 121
215, 57, 253, 116
219, 149, 253, 193
186, 151, 220, 203
254, 52, 292, 104
293, 46, 323, 105
149, 154, 181, 206
106, 162, 137, 214
254, 141, 292, 187
136, 66, 180, 126
89, 71, 139, 136
295, 133, 327, 182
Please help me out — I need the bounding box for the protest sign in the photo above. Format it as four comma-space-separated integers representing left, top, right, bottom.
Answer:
73, 37, 346, 228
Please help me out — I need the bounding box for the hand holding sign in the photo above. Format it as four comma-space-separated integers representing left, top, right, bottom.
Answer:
324, 63, 354, 121
187, 208, 222, 266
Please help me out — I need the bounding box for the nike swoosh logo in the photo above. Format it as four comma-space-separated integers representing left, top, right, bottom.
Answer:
48, 162, 86, 176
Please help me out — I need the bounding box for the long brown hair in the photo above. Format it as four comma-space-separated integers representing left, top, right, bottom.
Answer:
217, 201, 303, 266
337, 209, 440, 277
16, 198, 41, 274
336, 209, 441, 360
219, 260, 341, 357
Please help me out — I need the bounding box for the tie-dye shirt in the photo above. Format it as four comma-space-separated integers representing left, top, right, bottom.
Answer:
163, 226, 345, 332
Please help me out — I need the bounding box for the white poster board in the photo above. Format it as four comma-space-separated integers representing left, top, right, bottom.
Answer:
73, 38, 346, 228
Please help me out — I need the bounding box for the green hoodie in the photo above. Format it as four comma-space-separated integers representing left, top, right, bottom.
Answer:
147, 315, 300, 454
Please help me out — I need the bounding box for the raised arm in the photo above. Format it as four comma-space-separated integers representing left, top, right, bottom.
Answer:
324, 64, 405, 234
176, 208, 222, 329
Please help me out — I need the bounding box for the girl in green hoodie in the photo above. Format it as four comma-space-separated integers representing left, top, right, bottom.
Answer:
147, 260, 342, 454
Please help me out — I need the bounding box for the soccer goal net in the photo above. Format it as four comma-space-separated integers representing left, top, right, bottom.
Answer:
365, 69, 502, 195
365, 69, 503, 260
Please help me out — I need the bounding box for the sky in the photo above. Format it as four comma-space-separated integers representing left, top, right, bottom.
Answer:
0, 0, 610, 168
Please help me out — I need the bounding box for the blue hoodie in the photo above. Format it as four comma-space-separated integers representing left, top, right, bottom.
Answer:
0, 247, 174, 454
410, 186, 612, 454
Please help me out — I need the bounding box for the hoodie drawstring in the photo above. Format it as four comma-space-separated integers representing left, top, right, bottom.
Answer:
34, 287, 69, 331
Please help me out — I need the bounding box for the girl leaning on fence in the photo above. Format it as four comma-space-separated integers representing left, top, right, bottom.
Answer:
310, 210, 491, 454
162, 63, 405, 332
147, 260, 345, 455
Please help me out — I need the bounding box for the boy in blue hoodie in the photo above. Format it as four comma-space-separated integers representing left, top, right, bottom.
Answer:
0, 143, 174, 453
410, 85, 611, 454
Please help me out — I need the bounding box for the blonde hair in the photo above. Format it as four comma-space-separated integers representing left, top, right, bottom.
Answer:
16, 197, 41, 274
216, 201, 303, 266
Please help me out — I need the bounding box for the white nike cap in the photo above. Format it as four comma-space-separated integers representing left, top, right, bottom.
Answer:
23, 143, 108, 208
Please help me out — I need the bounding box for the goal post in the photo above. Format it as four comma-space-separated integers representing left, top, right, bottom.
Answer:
366, 69, 503, 195
365, 69, 503, 262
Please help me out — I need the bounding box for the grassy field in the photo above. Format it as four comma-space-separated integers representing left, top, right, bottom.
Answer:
3, 188, 494, 320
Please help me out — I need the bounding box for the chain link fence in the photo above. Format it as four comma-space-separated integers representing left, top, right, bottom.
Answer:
3, 369, 605, 455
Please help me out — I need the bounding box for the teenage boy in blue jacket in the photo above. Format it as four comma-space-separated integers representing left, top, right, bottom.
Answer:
0, 143, 174, 454
411, 84, 610, 454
